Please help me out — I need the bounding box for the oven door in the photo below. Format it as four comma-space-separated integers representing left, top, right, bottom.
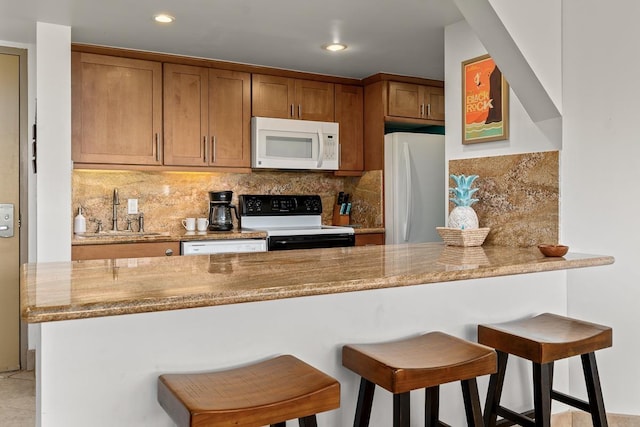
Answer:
268, 233, 355, 251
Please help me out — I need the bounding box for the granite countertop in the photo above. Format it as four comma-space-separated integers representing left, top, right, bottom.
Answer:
21, 243, 613, 323
71, 227, 382, 245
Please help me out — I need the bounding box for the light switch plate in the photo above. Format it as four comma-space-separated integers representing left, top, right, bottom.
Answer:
127, 199, 138, 214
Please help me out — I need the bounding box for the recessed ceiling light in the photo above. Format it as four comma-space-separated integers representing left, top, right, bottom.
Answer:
154, 14, 175, 24
323, 43, 347, 52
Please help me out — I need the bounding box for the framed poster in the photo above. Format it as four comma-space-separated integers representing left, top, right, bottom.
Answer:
462, 54, 509, 144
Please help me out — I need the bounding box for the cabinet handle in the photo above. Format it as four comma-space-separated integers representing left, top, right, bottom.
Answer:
420, 104, 424, 118
212, 136, 217, 163
155, 133, 160, 161
203, 136, 207, 163
427, 103, 431, 118
298, 104, 302, 118
290, 104, 294, 118
165, 248, 173, 256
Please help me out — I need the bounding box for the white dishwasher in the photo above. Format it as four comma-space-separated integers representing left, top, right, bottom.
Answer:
180, 239, 266, 255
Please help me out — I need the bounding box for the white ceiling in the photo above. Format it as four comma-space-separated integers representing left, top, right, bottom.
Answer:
0, 0, 463, 80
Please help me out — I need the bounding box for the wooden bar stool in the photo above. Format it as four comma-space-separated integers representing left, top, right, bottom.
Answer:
158, 355, 340, 427
478, 313, 612, 427
342, 332, 497, 427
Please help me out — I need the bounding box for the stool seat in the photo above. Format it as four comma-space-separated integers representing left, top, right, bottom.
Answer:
478, 313, 612, 427
343, 331, 497, 394
478, 312, 612, 364
158, 355, 340, 427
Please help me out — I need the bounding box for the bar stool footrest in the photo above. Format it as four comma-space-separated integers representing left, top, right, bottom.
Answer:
551, 390, 591, 412
496, 407, 535, 427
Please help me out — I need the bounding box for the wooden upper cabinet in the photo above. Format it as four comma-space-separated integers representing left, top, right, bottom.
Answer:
251, 74, 294, 119
425, 86, 445, 121
163, 64, 208, 166
72, 52, 163, 165
252, 74, 334, 121
335, 84, 363, 173
388, 81, 444, 121
294, 79, 335, 121
209, 69, 251, 167
363, 75, 444, 171
164, 64, 251, 168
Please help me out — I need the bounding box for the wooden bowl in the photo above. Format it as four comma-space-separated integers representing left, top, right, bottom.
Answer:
538, 244, 569, 257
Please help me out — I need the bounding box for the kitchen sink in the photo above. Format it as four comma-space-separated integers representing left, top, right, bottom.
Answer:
75, 231, 170, 238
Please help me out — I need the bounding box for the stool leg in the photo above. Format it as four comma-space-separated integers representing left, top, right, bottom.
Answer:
484, 350, 509, 427
353, 378, 376, 427
533, 362, 553, 427
461, 378, 484, 427
393, 392, 410, 427
582, 352, 608, 427
299, 415, 318, 427
425, 385, 439, 427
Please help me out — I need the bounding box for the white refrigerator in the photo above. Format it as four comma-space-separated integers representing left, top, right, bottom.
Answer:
384, 132, 445, 244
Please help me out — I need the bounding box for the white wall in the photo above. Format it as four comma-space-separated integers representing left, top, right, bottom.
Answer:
562, 0, 640, 415
444, 20, 559, 162
448, 0, 639, 416
35, 22, 71, 263
488, 0, 562, 111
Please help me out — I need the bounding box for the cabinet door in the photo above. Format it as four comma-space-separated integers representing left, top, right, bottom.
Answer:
335, 84, 363, 172
355, 233, 385, 246
425, 86, 445, 121
295, 79, 335, 121
209, 69, 251, 167
163, 64, 209, 166
72, 52, 162, 165
387, 81, 423, 119
252, 74, 294, 119
71, 242, 180, 260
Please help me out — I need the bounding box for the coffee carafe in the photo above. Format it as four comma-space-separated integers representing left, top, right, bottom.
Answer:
208, 191, 239, 232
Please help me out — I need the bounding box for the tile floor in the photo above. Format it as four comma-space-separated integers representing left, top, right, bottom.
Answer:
0, 370, 35, 426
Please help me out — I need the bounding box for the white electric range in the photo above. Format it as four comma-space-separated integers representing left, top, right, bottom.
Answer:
239, 194, 355, 251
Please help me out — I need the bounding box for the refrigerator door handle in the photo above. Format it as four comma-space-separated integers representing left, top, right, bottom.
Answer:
403, 143, 412, 241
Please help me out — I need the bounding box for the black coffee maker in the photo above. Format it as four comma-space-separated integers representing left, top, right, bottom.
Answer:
208, 191, 239, 231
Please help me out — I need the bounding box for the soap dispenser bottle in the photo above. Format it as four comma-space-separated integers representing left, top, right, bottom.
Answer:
74, 206, 86, 234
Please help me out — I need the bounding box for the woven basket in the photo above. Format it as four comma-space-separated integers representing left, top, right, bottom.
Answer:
436, 227, 490, 247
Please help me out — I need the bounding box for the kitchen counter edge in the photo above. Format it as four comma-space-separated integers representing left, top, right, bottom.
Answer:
21, 244, 613, 323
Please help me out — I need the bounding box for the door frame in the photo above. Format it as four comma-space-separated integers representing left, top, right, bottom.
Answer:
0, 45, 29, 369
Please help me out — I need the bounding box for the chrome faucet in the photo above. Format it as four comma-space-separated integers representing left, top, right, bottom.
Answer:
112, 189, 120, 231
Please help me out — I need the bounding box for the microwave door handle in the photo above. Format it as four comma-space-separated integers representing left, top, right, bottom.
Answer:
317, 129, 324, 168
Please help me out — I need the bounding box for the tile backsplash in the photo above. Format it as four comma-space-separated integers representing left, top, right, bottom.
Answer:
72, 170, 383, 235
449, 151, 559, 247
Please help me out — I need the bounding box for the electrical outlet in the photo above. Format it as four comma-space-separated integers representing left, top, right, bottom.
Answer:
127, 198, 138, 214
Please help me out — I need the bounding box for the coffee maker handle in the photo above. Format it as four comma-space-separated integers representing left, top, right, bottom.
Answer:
230, 204, 239, 220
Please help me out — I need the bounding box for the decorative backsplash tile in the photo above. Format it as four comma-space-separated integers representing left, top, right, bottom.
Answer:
72, 170, 383, 235
449, 151, 559, 247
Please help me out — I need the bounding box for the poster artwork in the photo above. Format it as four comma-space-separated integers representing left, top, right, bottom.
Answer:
462, 55, 509, 144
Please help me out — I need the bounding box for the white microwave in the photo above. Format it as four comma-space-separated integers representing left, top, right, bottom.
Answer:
251, 117, 339, 170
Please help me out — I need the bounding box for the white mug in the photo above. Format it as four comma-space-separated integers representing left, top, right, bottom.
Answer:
182, 217, 196, 231
196, 217, 209, 232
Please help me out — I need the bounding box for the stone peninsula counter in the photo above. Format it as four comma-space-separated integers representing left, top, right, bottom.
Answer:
22, 243, 612, 323
22, 243, 614, 427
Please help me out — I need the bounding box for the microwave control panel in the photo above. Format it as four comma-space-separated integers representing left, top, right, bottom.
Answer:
323, 135, 337, 160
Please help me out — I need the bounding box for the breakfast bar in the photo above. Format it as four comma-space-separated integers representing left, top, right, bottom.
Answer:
21, 243, 614, 426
